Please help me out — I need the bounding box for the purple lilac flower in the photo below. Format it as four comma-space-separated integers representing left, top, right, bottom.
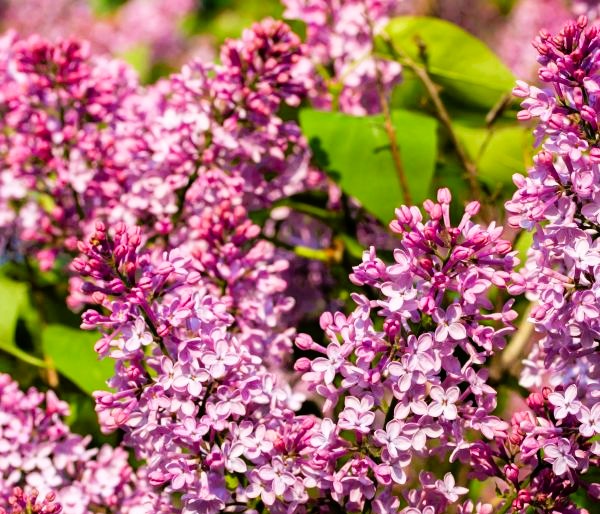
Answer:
506, 16, 600, 404
473, 387, 599, 512
0, 19, 314, 271
0, 374, 165, 513
282, 0, 403, 114
74, 220, 311, 512
292, 189, 519, 511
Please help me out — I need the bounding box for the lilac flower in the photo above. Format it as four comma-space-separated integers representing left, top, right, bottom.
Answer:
294, 191, 519, 510
310, 418, 338, 451
428, 386, 460, 421
73, 219, 310, 512
548, 384, 583, 420
0, 487, 61, 514
577, 403, 600, 437
543, 438, 579, 476
374, 420, 412, 458
310, 341, 349, 384
0, 374, 162, 512
338, 396, 375, 434
402, 422, 443, 452
282, 0, 403, 114
435, 473, 469, 502
432, 305, 467, 342
507, 16, 600, 404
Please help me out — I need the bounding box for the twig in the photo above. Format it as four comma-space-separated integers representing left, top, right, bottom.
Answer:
0, 342, 49, 368
374, 66, 413, 205
380, 34, 487, 210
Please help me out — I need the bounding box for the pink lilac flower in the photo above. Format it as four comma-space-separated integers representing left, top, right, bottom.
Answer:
291, 189, 519, 511
0, 19, 314, 271
282, 0, 403, 114
0, 0, 200, 67
74, 221, 308, 512
544, 438, 579, 476
0, 374, 166, 513
435, 473, 469, 503
472, 387, 599, 512
0, 487, 61, 514
548, 384, 583, 420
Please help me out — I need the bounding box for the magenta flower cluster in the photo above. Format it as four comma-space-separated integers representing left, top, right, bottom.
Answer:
72, 208, 301, 511
291, 189, 518, 512
281, 0, 404, 114
0, 19, 313, 272
470, 384, 600, 512
0, 0, 199, 67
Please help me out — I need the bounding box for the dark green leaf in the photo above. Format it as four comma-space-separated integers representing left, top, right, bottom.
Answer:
42, 324, 114, 395
300, 109, 437, 222
382, 16, 516, 109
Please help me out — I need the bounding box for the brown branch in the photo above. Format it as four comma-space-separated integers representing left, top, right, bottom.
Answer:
380, 34, 490, 215
374, 64, 413, 205
362, 5, 413, 206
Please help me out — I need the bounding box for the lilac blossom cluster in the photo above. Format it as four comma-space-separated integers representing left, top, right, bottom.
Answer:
71, 189, 526, 513
472, 385, 599, 512
0, 488, 61, 514
291, 189, 519, 512
74, 220, 308, 512
0, 373, 172, 514
0, 19, 314, 272
281, 0, 404, 114
0, 32, 139, 269
506, 16, 600, 403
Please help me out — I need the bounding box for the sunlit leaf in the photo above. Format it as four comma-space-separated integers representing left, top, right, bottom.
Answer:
300, 108, 437, 222
42, 324, 114, 395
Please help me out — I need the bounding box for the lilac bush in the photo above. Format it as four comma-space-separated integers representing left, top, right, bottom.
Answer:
0, 3, 599, 514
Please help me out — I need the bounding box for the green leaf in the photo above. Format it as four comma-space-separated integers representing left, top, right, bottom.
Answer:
299, 109, 437, 222
513, 229, 534, 268
382, 16, 516, 109
119, 44, 152, 82
0, 275, 29, 343
90, 0, 125, 15
453, 121, 531, 189
42, 324, 114, 395
0, 274, 48, 368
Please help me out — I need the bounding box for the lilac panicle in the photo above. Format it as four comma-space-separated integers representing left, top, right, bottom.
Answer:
506, 16, 600, 403
0, 373, 170, 514
282, 0, 403, 114
291, 189, 519, 512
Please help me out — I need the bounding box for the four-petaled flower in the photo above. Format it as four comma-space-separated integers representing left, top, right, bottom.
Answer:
428, 386, 460, 421
435, 472, 469, 502
548, 384, 582, 420
544, 438, 579, 476
338, 396, 375, 434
